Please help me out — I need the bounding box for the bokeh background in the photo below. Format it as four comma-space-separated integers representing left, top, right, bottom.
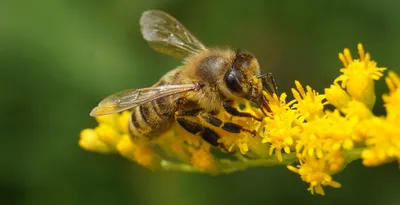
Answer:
2, 0, 400, 205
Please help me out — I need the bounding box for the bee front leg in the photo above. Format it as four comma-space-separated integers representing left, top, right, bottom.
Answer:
223, 100, 262, 121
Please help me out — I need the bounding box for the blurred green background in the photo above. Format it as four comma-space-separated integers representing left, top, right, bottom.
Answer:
2, 0, 400, 205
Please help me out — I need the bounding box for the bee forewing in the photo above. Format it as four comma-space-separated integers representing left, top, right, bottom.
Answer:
140, 10, 207, 58
90, 84, 200, 117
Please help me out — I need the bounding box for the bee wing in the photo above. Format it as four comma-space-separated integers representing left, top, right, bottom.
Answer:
90, 83, 202, 117
140, 10, 207, 58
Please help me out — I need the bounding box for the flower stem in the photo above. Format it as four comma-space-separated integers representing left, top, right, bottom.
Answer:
160, 160, 203, 173
218, 153, 298, 174
159, 153, 299, 174
344, 147, 362, 164
158, 149, 362, 175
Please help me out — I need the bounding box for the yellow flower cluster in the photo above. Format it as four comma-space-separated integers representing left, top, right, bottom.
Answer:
255, 43, 394, 195
79, 43, 399, 196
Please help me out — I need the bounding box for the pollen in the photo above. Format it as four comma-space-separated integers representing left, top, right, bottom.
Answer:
133, 145, 161, 169
190, 148, 216, 172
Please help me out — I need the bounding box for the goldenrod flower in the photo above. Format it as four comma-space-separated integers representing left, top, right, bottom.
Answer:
324, 84, 350, 111
287, 151, 343, 195
80, 43, 398, 196
94, 124, 122, 147
291, 81, 327, 121
335, 43, 387, 109
116, 134, 136, 161
383, 71, 400, 124
79, 129, 114, 153
296, 110, 355, 159
359, 116, 400, 166
79, 113, 125, 153
255, 92, 299, 161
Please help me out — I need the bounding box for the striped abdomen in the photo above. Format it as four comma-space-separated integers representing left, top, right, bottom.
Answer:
128, 95, 177, 142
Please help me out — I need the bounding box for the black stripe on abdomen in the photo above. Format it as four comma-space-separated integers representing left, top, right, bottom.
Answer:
129, 105, 152, 139
129, 102, 172, 141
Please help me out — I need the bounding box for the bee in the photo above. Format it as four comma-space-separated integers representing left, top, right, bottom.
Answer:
90, 10, 277, 149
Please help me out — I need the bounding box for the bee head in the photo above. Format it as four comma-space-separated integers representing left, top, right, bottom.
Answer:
224, 51, 263, 102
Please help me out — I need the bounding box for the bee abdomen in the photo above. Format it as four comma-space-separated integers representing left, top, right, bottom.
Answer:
128, 98, 175, 142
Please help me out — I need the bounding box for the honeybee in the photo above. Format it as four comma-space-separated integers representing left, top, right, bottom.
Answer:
90, 10, 277, 149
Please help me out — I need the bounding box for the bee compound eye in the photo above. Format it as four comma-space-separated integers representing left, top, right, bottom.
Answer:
225, 68, 244, 95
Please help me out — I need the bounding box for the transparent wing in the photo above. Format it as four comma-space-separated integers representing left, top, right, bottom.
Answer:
90, 83, 202, 117
140, 10, 207, 58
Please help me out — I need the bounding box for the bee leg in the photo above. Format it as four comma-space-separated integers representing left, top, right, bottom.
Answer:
175, 109, 220, 147
200, 113, 256, 137
261, 73, 279, 95
223, 100, 262, 121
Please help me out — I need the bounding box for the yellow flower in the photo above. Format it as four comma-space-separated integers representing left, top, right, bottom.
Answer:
259, 92, 300, 161
335, 43, 387, 109
95, 113, 121, 132
94, 124, 122, 147
291, 81, 327, 121
287, 151, 344, 195
295, 110, 355, 159
359, 116, 400, 166
118, 111, 131, 133
220, 134, 251, 154
356, 72, 400, 166
324, 84, 351, 110
383, 71, 400, 124
116, 134, 137, 161
343, 100, 373, 122
79, 129, 114, 153
262, 91, 294, 116
261, 109, 299, 161
79, 110, 129, 154
133, 144, 161, 170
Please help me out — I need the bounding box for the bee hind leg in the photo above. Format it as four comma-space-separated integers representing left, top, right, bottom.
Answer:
175, 109, 220, 147
175, 109, 256, 153
199, 113, 256, 137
